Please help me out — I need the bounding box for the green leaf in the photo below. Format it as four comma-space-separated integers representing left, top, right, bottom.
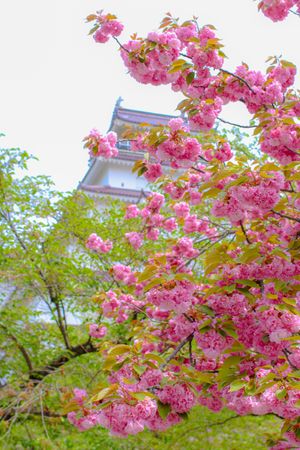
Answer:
235, 279, 260, 288
221, 325, 238, 339
90, 384, 119, 402
199, 305, 215, 317
276, 388, 287, 400
174, 273, 195, 282
222, 355, 242, 369
186, 72, 195, 85
144, 353, 165, 364
157, 400, 171, 420
229, 379, 247, 392
178, 412, 189, 421
107, 345, 131, 356
143, 277, 165, 292
131, 392, 155, 401
138, 265, 158, 282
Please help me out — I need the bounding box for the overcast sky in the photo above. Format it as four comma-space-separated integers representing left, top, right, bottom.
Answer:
0, 1, 299, 191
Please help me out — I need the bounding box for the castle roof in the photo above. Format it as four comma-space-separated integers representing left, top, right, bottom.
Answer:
80, 184, 149, 200
78, 98, 179, 193
108, 101, 177, 136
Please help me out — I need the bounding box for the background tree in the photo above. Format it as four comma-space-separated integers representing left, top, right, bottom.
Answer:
0, 145, 154, 428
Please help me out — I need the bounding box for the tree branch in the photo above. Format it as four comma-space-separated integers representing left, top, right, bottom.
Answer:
113, 36, 129, 53
271, 210, 300, 223
0, 407, 67, 421
0, 323, 33, 372
218, 117, 256, 129
160, 333, 194, 370
29, 338, 96, 382
289, 8, 300, 17
239, 221, 251, 244
283, 348, 298, 371
52, 301, 71, 350
219, 68, 256, 94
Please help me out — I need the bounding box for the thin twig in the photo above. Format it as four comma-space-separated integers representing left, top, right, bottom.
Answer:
160, 333, 194, 370
40, 391, 50, 441
271, 209, 300, 223
219, 68, 256, 94
113, 36, 129, 53
192, 166, 206, 173
239, 221, 251, 244
284, 145, 300, 156
0, 323, 33, 372
188, 339, 195, 367
289, 8, 300, 17
283, 349, 298, 371
218, 117, 256, 129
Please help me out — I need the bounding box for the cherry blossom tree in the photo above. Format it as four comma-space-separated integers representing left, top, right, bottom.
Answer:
68, 5, 300, 449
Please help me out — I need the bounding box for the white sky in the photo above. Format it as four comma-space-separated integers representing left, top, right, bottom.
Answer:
0, 0, 299, 191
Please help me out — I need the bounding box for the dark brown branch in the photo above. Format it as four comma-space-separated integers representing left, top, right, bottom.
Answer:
289, 8, 300, 17
0, 324, 33, 372
177, 52, 255, 94
239, 221, 251, 244
192, 166, 206, 174
218, 117, 256, 129
0, 339, 97, 422
183, 313, 195, 323
256, 279, 265, 294
284, 145, 300, 156
283, 349, 298, 371
29, 339, 96, 382
271, 209, 300, 223
1, 407, 67, 421
160, 333, 194, 370
219, 69, 256, 94
188, 339, 195, 367
113, 36, 129, 53
53, 301, 71, 350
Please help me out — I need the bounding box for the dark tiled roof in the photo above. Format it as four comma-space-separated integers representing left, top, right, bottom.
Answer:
114, 148, 145, 162
116, 107, 177, 127
80, 184, 150, 198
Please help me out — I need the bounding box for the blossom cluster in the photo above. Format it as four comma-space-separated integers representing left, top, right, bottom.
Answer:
69, 9, 300, 450
258, 0, 300, 21
87, 12, 124, 43
107, 15, 299, 164
83, 129, 118, 159
86, 233, 112, 253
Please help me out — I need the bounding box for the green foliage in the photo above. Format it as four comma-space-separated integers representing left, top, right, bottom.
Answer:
0, 145, 149, 393
0, 404, 280, 449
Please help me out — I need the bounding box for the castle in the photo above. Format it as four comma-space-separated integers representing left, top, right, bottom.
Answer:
78, 97, 177, 204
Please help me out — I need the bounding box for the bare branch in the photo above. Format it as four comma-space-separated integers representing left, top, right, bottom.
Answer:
283, 348, 298, 371
271, 209, 300, 223
113, 36, 129, 53
218, 117, 256, 129
289, 8, 300, 17
219, 68, 256, 94
239, 221, 251, 244
160, 333, 194, 370
29, 338, 96, 382
0, 323, 33, 372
